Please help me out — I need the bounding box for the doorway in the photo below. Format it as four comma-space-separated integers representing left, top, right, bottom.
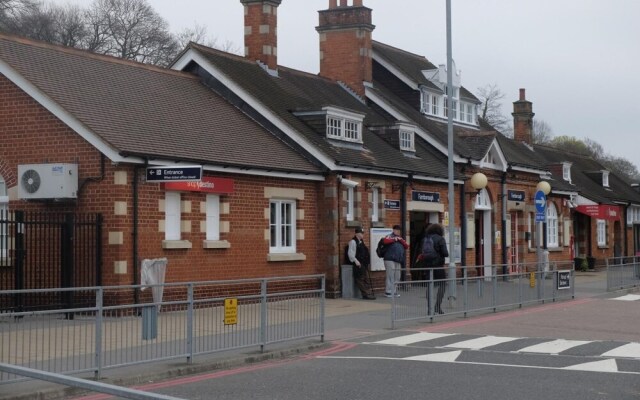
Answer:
473, 189, 492, 277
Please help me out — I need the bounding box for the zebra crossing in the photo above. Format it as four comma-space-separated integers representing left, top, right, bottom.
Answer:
610, 294, 640, 301
366, 332, 640, 359
314, 331, 640, 374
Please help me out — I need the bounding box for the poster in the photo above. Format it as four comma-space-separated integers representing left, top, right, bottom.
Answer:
369, 227, 393, 271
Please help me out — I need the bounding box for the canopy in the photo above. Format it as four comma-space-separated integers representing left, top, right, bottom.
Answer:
575, 205, 621, 221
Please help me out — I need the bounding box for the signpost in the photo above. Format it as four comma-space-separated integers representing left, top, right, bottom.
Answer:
557, 270, 571, 290
146, 166, 202, 182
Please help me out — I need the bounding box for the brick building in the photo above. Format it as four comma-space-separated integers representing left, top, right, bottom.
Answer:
3, 0, 640, 300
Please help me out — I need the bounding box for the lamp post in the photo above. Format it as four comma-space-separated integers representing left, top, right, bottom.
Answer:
445, 0, 455, 302
535, 181, 551, 291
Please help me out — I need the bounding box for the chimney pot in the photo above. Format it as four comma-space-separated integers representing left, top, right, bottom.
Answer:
329, 0, 337, 8
354, 0, 363, 5
340, 0, 347, 6
519, 88, 526, 101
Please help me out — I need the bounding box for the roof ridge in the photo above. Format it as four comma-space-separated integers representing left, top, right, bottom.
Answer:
0, 33, 193, 79
372, 40, 429, 62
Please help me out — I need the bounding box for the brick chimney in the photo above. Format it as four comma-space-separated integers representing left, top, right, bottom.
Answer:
317, 0, 375, 97
241, 0, 281, 71
512, 88, 535, 145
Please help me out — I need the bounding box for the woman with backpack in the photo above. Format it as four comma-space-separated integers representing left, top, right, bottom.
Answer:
416, 223, 449, 314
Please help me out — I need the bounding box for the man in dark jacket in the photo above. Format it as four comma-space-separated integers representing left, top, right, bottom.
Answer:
382, 225, 409, 297
417, 223, 449, 313
347, 227, 376, 300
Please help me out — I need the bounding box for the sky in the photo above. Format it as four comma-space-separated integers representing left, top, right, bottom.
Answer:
50, 0, 640, 170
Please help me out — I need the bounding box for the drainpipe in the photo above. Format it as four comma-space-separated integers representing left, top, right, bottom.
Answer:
460, 180, 467, 266
501, 172, 508, 275
133, 165, 140, 305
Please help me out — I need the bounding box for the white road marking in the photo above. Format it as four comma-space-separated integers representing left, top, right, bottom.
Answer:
610, 294, 640, 301
404, 351, 462, 362
601, 343, 640, 359
370, 332, 453, 346
518, 339, 590, 354
444, 335, 520, 350
564, 359, 619, 373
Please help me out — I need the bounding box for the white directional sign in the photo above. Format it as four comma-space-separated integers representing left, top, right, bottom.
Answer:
146, 166, 202, 182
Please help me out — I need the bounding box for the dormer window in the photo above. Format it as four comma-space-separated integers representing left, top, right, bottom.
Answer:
323, 106, 364, 143
562, 162, 572, 183
602, 171, 610, 187
399, 130, 415, 152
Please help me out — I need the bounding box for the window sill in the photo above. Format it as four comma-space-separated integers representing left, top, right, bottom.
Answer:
547, 247, 563, 252
267, 253, 306, 262
371, 222, 385, 228
345, 221, 361, 228
597, 245, 609, 249
162, 240, 192, 250
203, 240, 230, 249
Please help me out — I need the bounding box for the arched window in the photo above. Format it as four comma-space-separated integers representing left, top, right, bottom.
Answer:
546, 202, 559, 248
474, 188, 491, 210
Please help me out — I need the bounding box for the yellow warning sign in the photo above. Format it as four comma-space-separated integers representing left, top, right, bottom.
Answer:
224, 298, 238, 325
529, 272, 536, 288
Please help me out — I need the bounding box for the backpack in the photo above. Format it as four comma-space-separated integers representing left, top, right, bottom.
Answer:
422, 235, 439, 260
375, 237, 388, 258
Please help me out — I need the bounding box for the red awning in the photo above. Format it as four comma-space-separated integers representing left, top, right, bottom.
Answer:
575, 205, 620, 221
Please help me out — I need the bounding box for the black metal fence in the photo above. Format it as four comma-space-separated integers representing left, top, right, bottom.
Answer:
0, 210, 102, 312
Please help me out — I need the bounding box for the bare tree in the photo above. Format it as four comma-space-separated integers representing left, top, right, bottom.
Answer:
84, 0, 178, 65
477, 84, 511, 134
176, 23, 240, 54
0, 0, 37, 31
532, 119, 554, 145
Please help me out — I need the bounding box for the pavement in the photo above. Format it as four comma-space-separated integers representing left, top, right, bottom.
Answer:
0, 269, 636, 400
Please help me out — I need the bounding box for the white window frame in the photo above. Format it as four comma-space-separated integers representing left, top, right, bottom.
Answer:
475, 189, 491, 210
562, 163, 572, 182
602, 171, 610, 187
205, 194, 220, 241
399, 130, 415, 151
421, 90, 431, 114
346, 186, 355, 221
324, 107, 364, 143
269, 199, 296, 253
165, 192, 181, 241
371, 188, 379, 223
432, 95, 439, 116
596, 219, 606, 246
546, 203, 559, 248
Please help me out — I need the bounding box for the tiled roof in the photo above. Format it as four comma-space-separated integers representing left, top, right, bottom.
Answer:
0, 34, 322, 174
535, 145, 640, 204
372, 41, 480, 104
188, 43, 457, 180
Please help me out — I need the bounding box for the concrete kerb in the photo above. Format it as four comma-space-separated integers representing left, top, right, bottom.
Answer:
1, 270, 626, 400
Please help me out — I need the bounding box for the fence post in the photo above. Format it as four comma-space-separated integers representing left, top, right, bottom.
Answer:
61, 213, 74, 314
13, 211, 25, 311
186, 284, 194, 364
492, 266, 498, 312
95, 214, 103, 287
320, 276, 325, 342
260, 279, 267, 352
95, 287, 103, 380
463, 266, 468, 317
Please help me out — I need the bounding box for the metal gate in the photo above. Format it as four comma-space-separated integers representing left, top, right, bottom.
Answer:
0, 210, 102, 312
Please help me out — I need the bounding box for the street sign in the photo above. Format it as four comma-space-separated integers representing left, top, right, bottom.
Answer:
383, 199, 400, 210
534, 190, 546, 213
224, 298, 238, 325
557, 270, 571, 290
534, 190, 546, 222
146, 166, 202, 182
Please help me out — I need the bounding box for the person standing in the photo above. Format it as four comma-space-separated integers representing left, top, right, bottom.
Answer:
347, 227, 376, 300
417, 223, 449, 314
382, 225, 409, 297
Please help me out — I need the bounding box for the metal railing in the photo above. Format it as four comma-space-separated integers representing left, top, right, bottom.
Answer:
606, 257, 640, 291
392, 263, 575, 328
0, 275, 325, 384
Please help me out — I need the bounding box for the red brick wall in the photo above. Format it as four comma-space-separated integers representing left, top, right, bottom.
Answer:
1, 74, 322, 288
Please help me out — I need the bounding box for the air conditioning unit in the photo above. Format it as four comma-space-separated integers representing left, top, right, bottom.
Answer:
18, 164, 78, 200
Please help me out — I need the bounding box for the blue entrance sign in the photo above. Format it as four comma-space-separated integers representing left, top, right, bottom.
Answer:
383, 199, 401, 210
146, 166, 203, 182
535, 190, 546, 222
